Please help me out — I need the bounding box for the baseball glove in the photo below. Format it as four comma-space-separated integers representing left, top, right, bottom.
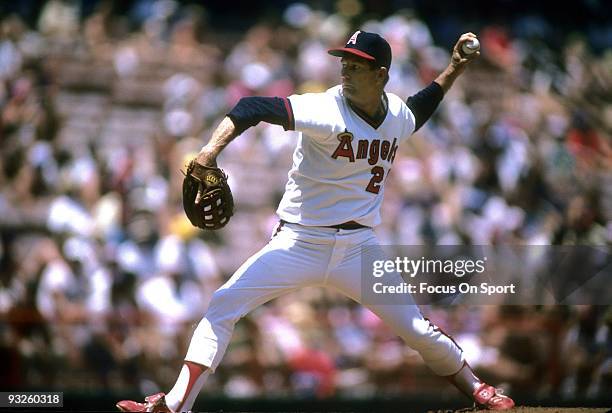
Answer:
182, 159, 234, 230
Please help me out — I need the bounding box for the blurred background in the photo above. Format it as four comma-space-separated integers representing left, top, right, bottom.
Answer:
0, 0, 610, 410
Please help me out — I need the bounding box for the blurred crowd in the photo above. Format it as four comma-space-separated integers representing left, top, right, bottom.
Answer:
1, 0, 611, 403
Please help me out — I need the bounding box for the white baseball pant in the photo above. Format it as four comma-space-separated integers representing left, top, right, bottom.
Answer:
185, 221, 464, 376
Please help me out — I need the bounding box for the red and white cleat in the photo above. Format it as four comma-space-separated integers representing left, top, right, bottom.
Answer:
473, 383, 515, 410
116, 392, 174, 413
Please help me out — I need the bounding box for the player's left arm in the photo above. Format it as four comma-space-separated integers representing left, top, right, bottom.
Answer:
406, 32, 479, 132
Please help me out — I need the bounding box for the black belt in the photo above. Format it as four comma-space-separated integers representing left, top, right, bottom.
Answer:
280, 220, 368, 230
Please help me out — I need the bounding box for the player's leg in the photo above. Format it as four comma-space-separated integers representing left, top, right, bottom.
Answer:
326, 236, 514, 409
118, 223, 332, 412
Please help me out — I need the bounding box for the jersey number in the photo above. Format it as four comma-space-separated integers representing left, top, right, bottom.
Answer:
366, 166, 385, 194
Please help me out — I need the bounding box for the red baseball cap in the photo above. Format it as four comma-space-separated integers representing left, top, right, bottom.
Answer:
328, 30, 392, 69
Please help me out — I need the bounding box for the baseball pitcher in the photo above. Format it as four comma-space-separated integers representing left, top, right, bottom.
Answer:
117, 31, 514, 412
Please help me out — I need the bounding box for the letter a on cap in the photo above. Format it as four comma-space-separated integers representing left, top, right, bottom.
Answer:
347, 31, 361, 45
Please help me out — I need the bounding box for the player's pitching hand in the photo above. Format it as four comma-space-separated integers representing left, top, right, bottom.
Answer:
451, 32, 480, 68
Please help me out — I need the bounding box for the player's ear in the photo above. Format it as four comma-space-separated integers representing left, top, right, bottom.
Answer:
377, 67, 389, 85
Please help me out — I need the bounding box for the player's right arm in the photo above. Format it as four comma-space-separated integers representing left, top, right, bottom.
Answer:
405, 32, 479, 133
433, 32, 479, 93
196, 97, 294, 166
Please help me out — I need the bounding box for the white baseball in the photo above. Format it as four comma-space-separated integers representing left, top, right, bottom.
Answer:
461, 38, 480, 55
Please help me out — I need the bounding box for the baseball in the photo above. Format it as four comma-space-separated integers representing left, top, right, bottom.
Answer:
461, 38, 480, 55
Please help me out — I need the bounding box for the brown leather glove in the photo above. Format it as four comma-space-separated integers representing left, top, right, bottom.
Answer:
182, 159, 234, 230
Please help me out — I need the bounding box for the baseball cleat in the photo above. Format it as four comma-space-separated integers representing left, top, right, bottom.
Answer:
116, 392, 174, 412
473, 383, 515, 410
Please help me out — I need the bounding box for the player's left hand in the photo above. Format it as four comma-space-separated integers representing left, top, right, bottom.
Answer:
195, 147, 218, 168
182, 159, 234, 230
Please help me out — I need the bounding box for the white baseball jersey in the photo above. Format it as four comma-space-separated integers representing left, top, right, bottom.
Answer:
277, 85, 416, 227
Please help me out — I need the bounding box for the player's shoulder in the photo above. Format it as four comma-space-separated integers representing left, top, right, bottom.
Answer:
302, 85, 342, 103
325, 85, 343, 98
289, 86, 339, 104
385, 91, 415, 130
288, 86, 341, 120
385, 91, 412, 116
385, 91, 408, 110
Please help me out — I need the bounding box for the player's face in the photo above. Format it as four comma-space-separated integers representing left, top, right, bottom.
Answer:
340, 56, 383, 107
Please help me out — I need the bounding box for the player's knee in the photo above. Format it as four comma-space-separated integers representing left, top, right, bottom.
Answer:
206, 289, 241, 324
398, 319, 443, 348
208, 289, 232, 311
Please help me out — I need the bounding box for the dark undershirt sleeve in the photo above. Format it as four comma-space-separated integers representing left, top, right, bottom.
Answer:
406, 81, 444, 132
227, 96, 294, 136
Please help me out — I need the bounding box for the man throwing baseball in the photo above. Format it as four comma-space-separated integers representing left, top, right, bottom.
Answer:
117, 31, 515, 412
